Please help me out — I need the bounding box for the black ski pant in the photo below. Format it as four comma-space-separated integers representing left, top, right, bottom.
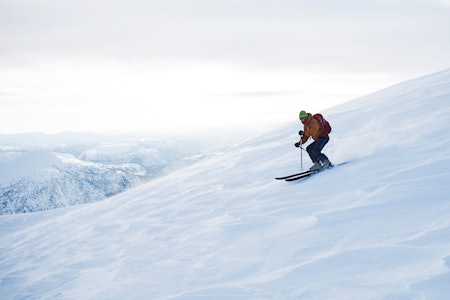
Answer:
306, 137, 330, 164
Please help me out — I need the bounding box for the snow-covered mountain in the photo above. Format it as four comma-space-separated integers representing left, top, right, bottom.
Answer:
0, 150, 148, 214
1, 69, 450, 299
0, 136, 219, 214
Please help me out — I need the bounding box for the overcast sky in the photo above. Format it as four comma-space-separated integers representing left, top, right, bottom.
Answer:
1, 0, 449, 134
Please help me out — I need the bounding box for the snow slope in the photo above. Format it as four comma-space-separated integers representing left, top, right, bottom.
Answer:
1, 69, 450, 299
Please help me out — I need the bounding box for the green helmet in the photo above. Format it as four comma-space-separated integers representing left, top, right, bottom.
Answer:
299, 110, 308, 120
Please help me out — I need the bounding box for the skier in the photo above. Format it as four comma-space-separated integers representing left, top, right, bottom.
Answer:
295, 110, 333, 171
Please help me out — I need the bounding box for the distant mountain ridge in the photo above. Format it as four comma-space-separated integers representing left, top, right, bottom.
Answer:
0, 150, 148, 214
0, 137, 212, 214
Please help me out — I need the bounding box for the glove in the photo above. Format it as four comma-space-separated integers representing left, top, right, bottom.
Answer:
294, 142, 300, 148
298, 130, 304, 136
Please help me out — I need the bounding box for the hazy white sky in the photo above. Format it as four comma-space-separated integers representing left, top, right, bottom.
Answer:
1, 0, 449, 134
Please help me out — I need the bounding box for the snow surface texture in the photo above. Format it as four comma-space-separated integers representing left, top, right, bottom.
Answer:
1, 69, 450, 299
0, 137, 212, 214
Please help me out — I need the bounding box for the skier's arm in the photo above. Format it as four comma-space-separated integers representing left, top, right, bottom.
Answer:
301, 130, 310, 144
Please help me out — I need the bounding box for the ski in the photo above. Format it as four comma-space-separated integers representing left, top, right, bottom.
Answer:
285, 170, 318, 181
285, 162, 349, 182
275, 170, 313, 180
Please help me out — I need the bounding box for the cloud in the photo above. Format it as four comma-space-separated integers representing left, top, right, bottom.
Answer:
0, 0, 448, 133
217, 91, 298, 98
0, 0, 448, 72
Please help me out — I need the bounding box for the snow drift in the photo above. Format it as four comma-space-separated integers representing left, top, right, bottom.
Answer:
1, 69, 450, 299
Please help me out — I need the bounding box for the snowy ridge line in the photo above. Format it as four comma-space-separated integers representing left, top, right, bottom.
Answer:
0, 137, 212, 214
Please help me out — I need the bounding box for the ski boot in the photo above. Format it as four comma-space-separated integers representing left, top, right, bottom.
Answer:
309, 162, 322, 172
321, 159, 334, 170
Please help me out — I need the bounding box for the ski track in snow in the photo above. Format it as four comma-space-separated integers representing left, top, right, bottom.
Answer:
1, 69, 450, 299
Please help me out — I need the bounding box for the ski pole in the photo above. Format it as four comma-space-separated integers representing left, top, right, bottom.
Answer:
298, 130, 304, 171
300, 138, 303, 171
